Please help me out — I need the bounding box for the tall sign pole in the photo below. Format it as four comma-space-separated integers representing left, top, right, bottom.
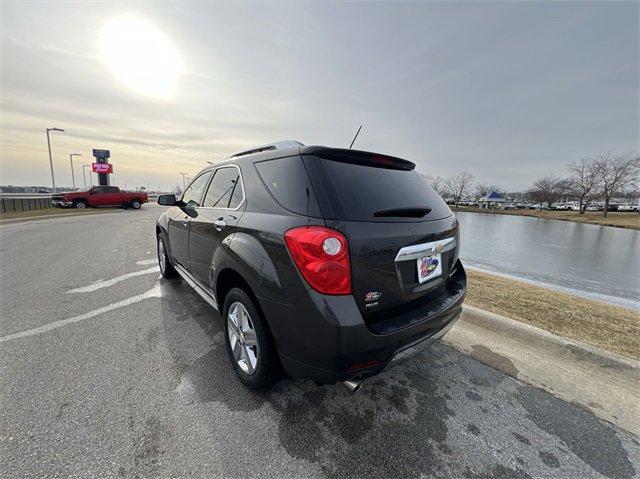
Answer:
92, 149, 112, 186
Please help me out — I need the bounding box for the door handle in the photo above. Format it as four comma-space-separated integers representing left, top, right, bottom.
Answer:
214, 218, 226, 231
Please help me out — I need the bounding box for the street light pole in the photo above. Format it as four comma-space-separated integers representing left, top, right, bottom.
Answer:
69, 153, 81, 189
178, 172, 188, 191
46, 127, 65, 192
82, 164, 92, 187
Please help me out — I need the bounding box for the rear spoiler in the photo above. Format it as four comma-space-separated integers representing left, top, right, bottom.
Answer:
301, 146, 415, 171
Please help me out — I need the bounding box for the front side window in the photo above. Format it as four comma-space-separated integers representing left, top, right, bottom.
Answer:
182, 171, 212, 207
203, 167, 244, 209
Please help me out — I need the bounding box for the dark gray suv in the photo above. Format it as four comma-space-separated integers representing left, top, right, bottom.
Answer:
156, 141, 466, 392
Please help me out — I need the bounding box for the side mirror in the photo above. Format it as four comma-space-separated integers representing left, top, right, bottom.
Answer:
158, 194, 177, 206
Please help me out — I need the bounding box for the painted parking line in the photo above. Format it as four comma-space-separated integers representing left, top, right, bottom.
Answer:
136, 259, 157, 265
0, 286, 161, 343
64, 266, 159, 293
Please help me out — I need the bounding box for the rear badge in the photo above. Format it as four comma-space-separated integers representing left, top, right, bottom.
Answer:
364, 291, 382, 308
365, 291, 382, 302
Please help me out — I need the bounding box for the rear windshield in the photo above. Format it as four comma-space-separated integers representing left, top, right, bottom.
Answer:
303, 155, 452, 222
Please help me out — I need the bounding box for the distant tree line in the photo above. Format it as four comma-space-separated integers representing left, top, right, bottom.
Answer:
423, 152, 639, 218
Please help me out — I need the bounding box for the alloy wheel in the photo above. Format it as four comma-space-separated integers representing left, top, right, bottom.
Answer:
158, 237, 166, 273
227, 302, 259, 375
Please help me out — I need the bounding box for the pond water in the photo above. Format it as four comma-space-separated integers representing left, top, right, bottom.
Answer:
456, 212, 639, 310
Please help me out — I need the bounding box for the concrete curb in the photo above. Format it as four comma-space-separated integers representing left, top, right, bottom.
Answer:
461, 304, 640, 371
443, 304, 640, 436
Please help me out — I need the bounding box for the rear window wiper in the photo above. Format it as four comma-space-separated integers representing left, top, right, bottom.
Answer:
373, 207, 431, 218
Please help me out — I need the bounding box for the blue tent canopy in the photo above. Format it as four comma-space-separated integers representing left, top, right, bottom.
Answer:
486, 191, 503, 199
479, 191, 506, 204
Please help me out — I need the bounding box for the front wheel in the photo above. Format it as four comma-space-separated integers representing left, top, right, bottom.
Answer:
157, 233, 177, 278
74, 200, 87, 209
223, 288, 278, 390
131, 200, 142, 209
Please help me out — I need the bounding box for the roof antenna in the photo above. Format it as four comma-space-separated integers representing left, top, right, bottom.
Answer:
349, 125, 363, 149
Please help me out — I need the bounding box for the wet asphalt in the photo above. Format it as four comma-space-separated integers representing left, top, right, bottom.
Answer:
1, 206, 638, 478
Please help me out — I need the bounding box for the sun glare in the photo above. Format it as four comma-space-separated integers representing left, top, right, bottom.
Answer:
98, 16, 183, 98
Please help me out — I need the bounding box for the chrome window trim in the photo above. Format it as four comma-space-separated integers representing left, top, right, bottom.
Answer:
394, 237, 456, 262
200, 164, 246, 212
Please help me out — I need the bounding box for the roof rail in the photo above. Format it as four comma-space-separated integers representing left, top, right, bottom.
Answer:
228, 140, 304, 159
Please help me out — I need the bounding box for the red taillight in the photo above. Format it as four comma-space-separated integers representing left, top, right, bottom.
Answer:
284, 226, 351, 295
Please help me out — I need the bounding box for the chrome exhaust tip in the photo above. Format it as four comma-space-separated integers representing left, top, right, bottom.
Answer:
342, 379, 364, 394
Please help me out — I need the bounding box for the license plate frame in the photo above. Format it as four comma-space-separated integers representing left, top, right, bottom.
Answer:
417, 253, 442, 284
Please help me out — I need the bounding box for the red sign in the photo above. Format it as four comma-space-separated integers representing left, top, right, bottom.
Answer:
92, 163, 113, 174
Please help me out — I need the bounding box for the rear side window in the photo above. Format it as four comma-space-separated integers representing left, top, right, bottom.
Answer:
303, 155, 451, 222
203, 167, 244, 209
255, 156, 322, 217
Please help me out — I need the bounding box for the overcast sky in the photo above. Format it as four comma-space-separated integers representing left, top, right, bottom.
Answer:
1, 1, 638, 191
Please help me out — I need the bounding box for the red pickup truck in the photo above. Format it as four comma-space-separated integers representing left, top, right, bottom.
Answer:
52, 186, 148, 209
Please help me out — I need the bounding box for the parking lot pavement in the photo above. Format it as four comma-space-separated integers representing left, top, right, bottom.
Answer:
1, 207, 639, 478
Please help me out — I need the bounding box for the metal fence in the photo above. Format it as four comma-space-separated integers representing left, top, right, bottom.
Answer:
0, 196, 53, 213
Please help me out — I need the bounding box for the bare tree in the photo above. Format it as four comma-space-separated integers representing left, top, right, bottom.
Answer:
554, 178, 573, 200
593, 153, 639, 217
567, 158, 600, 214
445, 172, 474, 206
422, 174, 447, 197
619, 185, 640, 203
529, 175, 561, 209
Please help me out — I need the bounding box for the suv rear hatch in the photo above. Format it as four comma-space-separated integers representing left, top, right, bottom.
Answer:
301, 147, 460, 319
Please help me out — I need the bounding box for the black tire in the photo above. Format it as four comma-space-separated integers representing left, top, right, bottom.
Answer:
223, 287, 278, 390
157, 233, 178, 279
73, 200, 87, 209
131, 199, 142, 209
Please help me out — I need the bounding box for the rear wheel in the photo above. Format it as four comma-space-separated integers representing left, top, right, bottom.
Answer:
223, 287, 277, 390
73, 200, 87, 209
157, 233, 177, 278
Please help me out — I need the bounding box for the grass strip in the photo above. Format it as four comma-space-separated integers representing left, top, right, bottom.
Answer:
466, 269, 639, 360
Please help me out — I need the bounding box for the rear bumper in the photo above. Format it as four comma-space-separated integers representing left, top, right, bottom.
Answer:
260, 260, 467, 384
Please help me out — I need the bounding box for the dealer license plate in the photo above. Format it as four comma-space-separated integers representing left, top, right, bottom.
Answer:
417, 254, 442, 284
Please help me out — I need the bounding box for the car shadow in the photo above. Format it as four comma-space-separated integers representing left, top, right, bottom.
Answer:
157, 278, 637, 479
